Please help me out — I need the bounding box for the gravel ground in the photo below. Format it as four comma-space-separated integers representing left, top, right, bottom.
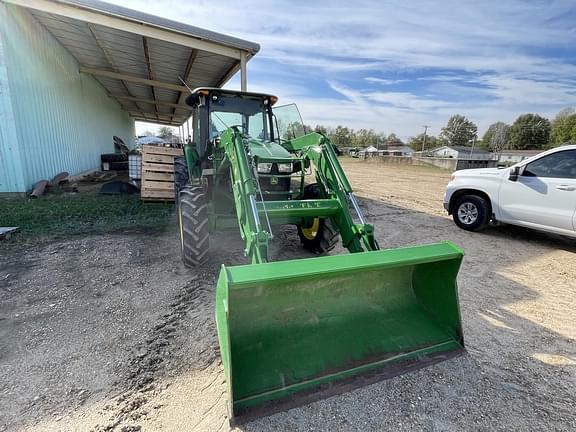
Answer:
1, 160, 575, 431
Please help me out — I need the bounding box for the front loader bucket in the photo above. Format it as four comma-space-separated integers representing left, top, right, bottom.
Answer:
215, 242, 464, 423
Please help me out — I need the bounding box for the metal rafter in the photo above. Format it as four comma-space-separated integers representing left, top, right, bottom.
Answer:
87, 23, 147, 118
172, 48, 198, 121
114, 95, 191, 110
129, 114, 185, 126
216, 62, 241, 88
142, 36, 159, 116
78, 67, 188, 92
128, 110, 183, 120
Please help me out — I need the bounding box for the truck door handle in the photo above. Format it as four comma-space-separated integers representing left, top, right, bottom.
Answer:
556, 185, 576, 191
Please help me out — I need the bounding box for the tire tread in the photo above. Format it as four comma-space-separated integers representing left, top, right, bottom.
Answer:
178, 186, 209, 266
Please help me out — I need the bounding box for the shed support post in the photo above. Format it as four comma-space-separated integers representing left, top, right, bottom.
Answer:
240, 51, 247, 91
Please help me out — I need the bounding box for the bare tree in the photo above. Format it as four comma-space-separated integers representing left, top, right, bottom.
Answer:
440, 115, 478, 146
483, 122, 511, 156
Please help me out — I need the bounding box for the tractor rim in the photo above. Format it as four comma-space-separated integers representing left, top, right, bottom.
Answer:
302, 217, 320, 240
457, 202, 478, 225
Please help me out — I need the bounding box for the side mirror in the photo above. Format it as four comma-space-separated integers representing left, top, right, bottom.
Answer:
509, 166, 520, 182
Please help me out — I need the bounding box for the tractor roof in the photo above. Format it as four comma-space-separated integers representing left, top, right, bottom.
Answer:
185, 87, 278, 107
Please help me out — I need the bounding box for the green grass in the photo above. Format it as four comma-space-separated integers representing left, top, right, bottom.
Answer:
0, 193, 175, 240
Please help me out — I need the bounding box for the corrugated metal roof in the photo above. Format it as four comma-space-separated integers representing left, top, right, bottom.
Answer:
5, 0, 260, 126
56, 0, 260, 53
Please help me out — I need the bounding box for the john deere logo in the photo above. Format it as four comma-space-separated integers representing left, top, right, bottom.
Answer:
270, 176, 278, 185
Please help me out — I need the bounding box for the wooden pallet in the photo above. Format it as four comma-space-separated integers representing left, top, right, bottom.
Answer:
140, 145, 183, 201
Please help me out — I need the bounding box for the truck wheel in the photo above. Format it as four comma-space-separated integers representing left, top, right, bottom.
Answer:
178, 186, 209, 266
174, 156, 189, 203
297, 184, 339, 254
453, 194, 491, 231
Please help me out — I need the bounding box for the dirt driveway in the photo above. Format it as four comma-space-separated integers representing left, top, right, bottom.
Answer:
1, 160, 575, 431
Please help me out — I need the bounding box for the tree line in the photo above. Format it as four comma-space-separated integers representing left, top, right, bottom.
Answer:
311, 107, 576, 152
149, 108, 576, 152
307, 125, 405, 149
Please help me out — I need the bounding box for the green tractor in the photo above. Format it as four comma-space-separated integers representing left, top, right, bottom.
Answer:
176, 88, 465, 423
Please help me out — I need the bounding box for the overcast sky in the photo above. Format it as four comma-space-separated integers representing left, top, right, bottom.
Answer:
115, 0, 576, 139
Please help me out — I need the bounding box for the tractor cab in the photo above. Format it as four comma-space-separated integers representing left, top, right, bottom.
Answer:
185, 88, 307, 156
184, 88, 307, 202
186, 88, 277, 157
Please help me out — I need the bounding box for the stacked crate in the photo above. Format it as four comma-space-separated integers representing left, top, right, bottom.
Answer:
140, 145, 183, 201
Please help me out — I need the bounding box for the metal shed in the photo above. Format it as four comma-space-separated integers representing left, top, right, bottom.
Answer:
0, 0, 259, 193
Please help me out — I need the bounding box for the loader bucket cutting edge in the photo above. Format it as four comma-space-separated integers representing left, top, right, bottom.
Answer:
215, 242, 465, 422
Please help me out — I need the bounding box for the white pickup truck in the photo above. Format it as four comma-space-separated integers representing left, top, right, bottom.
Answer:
444, 145, 576, 237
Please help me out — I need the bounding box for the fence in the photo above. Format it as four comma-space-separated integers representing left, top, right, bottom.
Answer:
360, 155, 498, 171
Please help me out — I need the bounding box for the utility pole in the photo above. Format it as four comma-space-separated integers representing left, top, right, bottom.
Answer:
421, 125, 430, 153
469, 134, 477, 157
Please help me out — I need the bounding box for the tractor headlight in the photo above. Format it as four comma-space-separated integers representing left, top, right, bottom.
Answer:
278, 163, 293, 173
257, 163, 272, 173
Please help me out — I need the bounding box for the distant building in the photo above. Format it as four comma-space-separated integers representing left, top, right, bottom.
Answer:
357, 146, 379, 159
339, 146, 357, 155
381, 145, 414, 157
358, 144, 414, 159
431, 145, 493, 160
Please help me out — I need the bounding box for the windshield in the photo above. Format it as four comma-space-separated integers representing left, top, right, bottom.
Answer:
273, 104, 306, 140
209, 95, 270, 140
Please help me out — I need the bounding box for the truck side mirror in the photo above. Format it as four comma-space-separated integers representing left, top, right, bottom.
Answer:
509, 166, 520, 182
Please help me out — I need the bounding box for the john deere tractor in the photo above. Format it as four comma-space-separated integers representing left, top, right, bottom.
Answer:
175, 88, 465, 423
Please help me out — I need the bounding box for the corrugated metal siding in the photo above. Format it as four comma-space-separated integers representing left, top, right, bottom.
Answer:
0, 5, 26, 193
1, 4, 134, 192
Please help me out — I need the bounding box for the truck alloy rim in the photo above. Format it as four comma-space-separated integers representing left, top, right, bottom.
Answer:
457, 202, 478, 225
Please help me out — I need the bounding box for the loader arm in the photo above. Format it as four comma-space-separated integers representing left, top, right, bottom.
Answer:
287, 132, 379, 252
219, 127, 272, 264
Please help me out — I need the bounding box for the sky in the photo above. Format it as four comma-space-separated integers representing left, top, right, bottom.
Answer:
117, 0, 576, 140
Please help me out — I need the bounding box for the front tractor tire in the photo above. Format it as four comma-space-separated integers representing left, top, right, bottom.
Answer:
452, 194, 491, 232
297, 184, 339, 254
178, 186, 209, 267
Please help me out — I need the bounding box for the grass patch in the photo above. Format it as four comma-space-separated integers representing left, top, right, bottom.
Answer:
0, 193, 174, 240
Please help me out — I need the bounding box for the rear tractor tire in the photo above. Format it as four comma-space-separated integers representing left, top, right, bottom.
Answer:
173, 156, 189, 203
178, 186, 209, 267
452, 194, 491, 232
297, 184, 339, 254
